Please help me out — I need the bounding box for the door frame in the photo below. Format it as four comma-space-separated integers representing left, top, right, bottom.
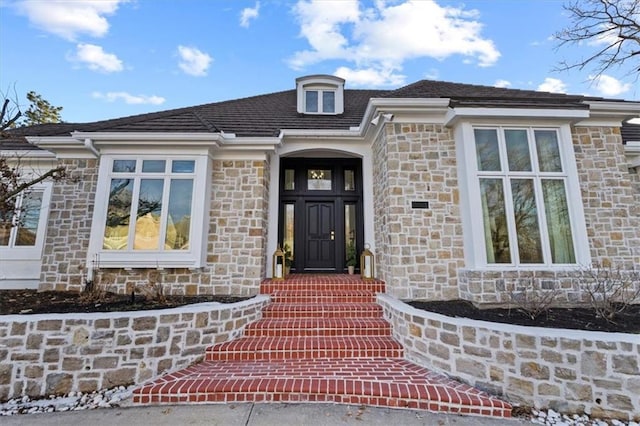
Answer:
278, 158, 364, 273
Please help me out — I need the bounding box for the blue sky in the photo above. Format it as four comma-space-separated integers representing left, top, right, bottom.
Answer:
1, 0, 638, 123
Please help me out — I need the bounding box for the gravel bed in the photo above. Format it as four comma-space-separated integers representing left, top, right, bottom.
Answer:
0, 386, 133, 416
0, 389, 638, 425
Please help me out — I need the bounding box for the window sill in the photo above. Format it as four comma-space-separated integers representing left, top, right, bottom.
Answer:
94, 251, 203, 270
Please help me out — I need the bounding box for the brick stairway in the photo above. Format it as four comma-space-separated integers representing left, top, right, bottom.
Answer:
133, 275, 511, 418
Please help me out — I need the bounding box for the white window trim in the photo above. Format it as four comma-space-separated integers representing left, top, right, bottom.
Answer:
304, 89, 337, 114
296, 75, 345, 115
87, 154, 209, 270
457, 122, 590, 270
0, 182, 52, 260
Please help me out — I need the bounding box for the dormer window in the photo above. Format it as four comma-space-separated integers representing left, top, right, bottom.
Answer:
305, 90, 335, 113
296, 75, 344, 115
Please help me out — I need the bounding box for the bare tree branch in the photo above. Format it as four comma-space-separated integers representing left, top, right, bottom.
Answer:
0, 166, 65, 205
554, 0, 640, 80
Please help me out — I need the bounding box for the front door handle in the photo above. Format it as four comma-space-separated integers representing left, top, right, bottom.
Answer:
330, 231, 335, 240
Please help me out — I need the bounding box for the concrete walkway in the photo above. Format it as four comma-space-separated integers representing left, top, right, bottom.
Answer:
1, 403, 530, 426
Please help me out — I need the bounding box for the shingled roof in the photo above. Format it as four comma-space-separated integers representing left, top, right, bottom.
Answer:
2, 79, 638, 150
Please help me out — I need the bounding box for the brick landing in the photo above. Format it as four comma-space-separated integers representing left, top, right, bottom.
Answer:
133, 274, 511, 417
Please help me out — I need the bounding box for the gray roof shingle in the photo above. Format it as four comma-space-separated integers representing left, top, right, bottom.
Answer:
2, 79, 637, 150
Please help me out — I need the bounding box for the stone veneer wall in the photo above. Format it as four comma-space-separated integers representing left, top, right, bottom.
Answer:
379, 294, 640, 422
362, 122, 639, 306
207, 160, 270, 295
573, 127, 640, 266
459, 127, 640, 306
39, 158, 270, 296
39, 159, 99, 292
0, 296, 269, 401
372, 123, 463, 300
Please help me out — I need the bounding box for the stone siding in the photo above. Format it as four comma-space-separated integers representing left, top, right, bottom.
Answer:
379, 294, 640, 422
371, 123, 639, 305
372, 123, 462, 300
207, 160, 270, 295
458, 268, 640, 307
39, 158, 270, 296
0, 296, 269, 401
39, 159, 99, 292
573, 126, 640, 267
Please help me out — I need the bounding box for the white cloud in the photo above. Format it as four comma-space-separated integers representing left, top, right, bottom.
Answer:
289, 0, 500, 86
537, 78, 568, 93
494, 79, 511, 88
589, 74, 632, 96
177, 45, 213, 77
588, 24, 622, 47
334, 66, 405, 86
14, 0, 127, 41
71, 43, 123, 73
92, 91, 165, 105
240, 2, 260, 27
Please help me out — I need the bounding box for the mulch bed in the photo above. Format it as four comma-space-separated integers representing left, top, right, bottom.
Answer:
407, 299, 640, 333
0, 289, 250, 315
1, 290, 637, 333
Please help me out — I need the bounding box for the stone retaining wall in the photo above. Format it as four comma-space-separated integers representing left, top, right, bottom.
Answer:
378, 294, 640, 422
0, 296, 269, 401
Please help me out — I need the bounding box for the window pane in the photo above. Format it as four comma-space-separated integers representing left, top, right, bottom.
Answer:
535, 130, 562, 172
133, 179, 164, 250
307, 169, 332, 190
284, 204, 295, 266
305, 90, 318, 112
474, 129, 501, 171
0, 223, 9, 246
511, 179, 543, 263
322, 91, 335, 113
344, 170, 355, 191
172, 160, 195, 173
15, 192, 43, 246
505, 130, 532, 171
345, 204, 356, 262
142, 160, 166, 173
112, 160, 136, 173
479, 178, 511, 263
543, 180, 576, 263
103, 179, 134, 250
165, 179, 193, 250
284, 169, 295, 190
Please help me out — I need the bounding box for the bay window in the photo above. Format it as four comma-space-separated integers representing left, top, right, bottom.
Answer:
471, 126, 581, 266
90, 155, 208, 268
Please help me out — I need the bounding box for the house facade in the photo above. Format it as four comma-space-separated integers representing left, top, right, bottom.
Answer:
2, 75, 639, 306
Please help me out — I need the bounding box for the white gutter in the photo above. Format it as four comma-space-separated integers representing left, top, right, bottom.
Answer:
444, 107, 590, 127
0, 149, 56, 158
70, 131, 232, 142
278, 129, 362, 139
83, 138, 99, 157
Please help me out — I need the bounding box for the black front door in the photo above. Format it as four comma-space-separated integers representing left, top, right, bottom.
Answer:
305, 201, 335, 269
279, 158, 364, 273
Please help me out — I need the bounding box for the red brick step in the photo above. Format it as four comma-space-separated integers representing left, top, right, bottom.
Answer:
270, 290, 376, 304
134, 358, 511, 417
262, 302, 382, 318
133, 274, 512, 418
244, 318, 392, 337
205, 336, 403, 361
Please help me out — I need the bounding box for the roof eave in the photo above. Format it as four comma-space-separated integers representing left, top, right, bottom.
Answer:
444, 107, 590, 127
580, 101, 640, 126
